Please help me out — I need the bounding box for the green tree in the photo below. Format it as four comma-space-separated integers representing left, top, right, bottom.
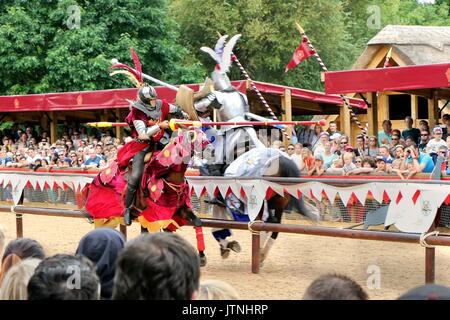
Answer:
170, 0, 355, 91
0, 0, 204, 95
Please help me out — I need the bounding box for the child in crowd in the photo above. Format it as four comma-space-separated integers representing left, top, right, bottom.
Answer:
308, 154, 326, 176
342, 152, 357, 175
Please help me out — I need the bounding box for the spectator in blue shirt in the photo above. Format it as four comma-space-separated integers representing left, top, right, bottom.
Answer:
84, 149, 102, 168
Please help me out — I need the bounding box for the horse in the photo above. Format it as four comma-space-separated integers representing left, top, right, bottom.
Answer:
85, 127, 211, 266
207, 147, 320, 265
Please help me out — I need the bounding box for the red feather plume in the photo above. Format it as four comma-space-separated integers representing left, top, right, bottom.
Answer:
130, 48, 143, 84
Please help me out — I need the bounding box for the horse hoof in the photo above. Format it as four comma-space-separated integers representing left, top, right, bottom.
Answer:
220, 248, 231, 259
227, 241, 241, 253
199, 254, 207, 267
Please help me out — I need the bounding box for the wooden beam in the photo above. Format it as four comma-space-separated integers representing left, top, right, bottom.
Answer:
115, 108, 122, 140
49, 111, 57, 144
367, 92, 378, 136
340, 102, 351, 137
281, 89, 292, 148
428, 90, 439, 127
411, 95, 419, 126
377, 94, 389, 127
367, 47, 391, 69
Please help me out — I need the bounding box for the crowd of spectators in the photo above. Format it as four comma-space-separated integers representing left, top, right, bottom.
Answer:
0, 227, 448, 300
0, 125, 125, 170
283, 115, 450, 179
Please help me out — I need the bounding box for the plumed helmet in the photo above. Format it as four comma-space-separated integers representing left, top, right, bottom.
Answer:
137, 85, 157, 106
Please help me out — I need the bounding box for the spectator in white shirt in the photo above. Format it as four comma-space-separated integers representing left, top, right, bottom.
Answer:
426, 127, 447, 163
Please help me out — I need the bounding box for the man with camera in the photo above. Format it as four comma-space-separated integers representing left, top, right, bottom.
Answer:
400, 143, 434, 176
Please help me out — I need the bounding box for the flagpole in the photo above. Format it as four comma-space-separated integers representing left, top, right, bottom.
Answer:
294, 22, 368, 137
217, 32, 292, 141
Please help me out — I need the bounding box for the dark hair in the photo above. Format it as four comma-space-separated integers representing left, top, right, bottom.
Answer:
362, 156, 376, 168
382, 120, 392, 126
112, 233, 200, 300
303, 273, 368, 300
27, 254, 99, 300
2, 238, 45, 262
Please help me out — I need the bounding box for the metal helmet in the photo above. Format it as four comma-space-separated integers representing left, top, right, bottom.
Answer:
137, 85, 157, 107
211, 70, 233, 91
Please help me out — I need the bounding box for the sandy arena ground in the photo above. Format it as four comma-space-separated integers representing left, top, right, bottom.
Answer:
1, 212, 450, 300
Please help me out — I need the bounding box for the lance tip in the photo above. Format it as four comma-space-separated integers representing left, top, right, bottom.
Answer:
111, 58, 119, 65
295, 21, 305, 34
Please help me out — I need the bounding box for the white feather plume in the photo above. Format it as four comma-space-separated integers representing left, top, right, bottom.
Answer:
220, 34, 241, 74
200, 47, 220, 64
214, 35, 229, 57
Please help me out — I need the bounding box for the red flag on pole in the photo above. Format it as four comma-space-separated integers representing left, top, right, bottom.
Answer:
285, 36, 314, 73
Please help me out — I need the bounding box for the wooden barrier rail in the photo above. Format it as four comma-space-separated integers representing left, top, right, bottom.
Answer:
0, 205, 448, 283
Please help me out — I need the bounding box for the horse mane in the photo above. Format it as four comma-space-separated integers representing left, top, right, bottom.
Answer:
277, 155, 301, 178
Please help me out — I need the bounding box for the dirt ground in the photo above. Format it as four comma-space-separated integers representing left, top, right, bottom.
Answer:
1, 212, 450, 300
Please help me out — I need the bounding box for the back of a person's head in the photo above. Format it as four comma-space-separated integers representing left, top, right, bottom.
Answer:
398, 284, 450, 300
198, 280, 240, 300
303, 273, 368, 300
2, 238, 45, 263
0, 258, 41, 300
76, 227, 125, 299
113, 233, 200, 300
27, 254, 100, 300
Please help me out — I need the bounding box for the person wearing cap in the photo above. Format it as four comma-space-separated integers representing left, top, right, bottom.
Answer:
377, 120, 392, 147
401, 116, 420, 144
374, 156, 389, 173
426, 127, 447, 163
308, 154, 325, 176
313, 132, 329, 157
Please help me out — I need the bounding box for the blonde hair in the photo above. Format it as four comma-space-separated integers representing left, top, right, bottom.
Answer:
198, 280, 240, 300
0, 258, 41, 300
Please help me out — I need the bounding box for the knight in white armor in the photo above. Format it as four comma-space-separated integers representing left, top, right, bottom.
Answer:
194, 35, 265, 174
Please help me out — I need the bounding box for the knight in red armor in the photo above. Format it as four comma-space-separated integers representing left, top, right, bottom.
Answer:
119, 84, 188, 225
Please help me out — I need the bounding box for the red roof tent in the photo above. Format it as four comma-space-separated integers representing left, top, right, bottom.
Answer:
0, 80, 366, 113
324, 62, 450, 99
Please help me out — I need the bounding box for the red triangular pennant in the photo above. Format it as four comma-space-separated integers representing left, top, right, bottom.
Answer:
285, 37, 314, 73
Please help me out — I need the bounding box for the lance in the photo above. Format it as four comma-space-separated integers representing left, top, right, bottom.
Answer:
295, 22, 367, 136
110, 59, 179, 92
86, 119, 327, 130
217, 32, 292, 141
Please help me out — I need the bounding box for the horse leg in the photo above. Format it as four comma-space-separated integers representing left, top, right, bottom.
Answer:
260, 195, 290, 264
194, 226, 207, 267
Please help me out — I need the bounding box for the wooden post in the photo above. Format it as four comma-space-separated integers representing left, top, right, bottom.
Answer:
115, 109, 122, 140
366, 92, 378, 136
16, 214, 23, 238
428, 90, 439, 127
281, 89, 292, 148
377, 93, 389, 126
119, 224, 127, 241
251, 233, 260, 274
49, 111, 57, 144
425, 247, 435, 284
411, 95, 419, 125
340, 101, 351, 137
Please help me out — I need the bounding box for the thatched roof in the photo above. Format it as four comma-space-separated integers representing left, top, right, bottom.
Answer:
353, 25, 450, 69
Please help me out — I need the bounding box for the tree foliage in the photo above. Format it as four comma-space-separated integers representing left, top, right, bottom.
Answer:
0, 0, 204, 95
170, 0, 450, 91
0, 0, 449, 95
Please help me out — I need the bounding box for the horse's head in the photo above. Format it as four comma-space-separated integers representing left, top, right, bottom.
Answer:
157, 127, 210, 166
